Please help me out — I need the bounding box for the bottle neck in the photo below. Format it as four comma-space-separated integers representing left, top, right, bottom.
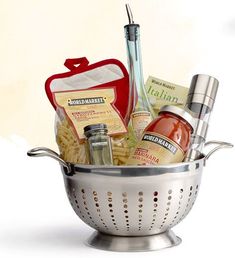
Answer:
125, 26, 155, 118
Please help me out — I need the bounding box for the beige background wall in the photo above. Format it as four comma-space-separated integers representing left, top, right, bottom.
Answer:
1, 0, 235, 149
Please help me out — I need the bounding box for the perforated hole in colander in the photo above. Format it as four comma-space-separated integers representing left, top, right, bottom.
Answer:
106, 191, 119, 231
138, 191, 144, 231
169, 188, 185, 227
79, 188, 100, 229
176, 185, 198, 225
160, 189, 172, 230
121, 192, 130, 231
68, 188, 85, 219
195, 184, 199, 196
92, 190, 108, 230
149, 191, 158, 231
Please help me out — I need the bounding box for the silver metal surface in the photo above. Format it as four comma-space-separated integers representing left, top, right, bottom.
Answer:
186, 140, 233, 163
204, 140, 233, 162
63, 165, 202, 236
184, 149, 201, 162
27, 147, 72, 174
159, 105, 196, 131
27, 141, 232, 251
125, 4, 134, 24
192, 119, 208, 138
185, 74, 219, 161
187, 74, 219, 109
184, 120, 208, 162
86, 229, 181, 252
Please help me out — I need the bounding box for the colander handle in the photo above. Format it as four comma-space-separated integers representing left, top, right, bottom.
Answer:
204, 141, 233, 163
27, 147, 71, 174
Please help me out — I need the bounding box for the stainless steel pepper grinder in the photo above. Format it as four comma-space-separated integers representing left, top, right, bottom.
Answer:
184, 74, 219, 161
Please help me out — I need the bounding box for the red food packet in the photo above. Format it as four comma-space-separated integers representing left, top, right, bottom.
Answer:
44, 57, 133, 165
45, 57, 134, 126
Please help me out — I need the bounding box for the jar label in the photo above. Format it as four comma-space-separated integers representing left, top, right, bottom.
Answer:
54, 88, 127, 140
127, 131, 184, 165
131, 111, 152, 140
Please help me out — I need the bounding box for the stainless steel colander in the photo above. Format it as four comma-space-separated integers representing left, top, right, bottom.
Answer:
27, 141, 233, 252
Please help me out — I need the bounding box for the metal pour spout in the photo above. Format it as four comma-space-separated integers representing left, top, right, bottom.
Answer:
125, 4, 134, 24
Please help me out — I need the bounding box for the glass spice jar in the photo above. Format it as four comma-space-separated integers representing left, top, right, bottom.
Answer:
84, 123, 113, 165
127, 105, 195, 166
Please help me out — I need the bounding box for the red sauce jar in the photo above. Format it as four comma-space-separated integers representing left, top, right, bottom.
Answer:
127, 105, 195, 165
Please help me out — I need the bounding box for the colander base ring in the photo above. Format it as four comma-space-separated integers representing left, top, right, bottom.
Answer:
86, 229, 181, 252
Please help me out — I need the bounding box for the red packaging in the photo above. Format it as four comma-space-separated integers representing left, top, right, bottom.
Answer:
45, 57, 133, 165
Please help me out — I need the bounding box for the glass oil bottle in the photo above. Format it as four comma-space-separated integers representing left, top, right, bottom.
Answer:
124, 4, 155, 145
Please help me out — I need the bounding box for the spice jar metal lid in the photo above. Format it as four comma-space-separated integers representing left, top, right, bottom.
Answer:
84, 123, 108, 138
159, 105, 195, 132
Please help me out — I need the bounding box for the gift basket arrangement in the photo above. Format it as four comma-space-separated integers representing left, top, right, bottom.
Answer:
27, 4, 233, 252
